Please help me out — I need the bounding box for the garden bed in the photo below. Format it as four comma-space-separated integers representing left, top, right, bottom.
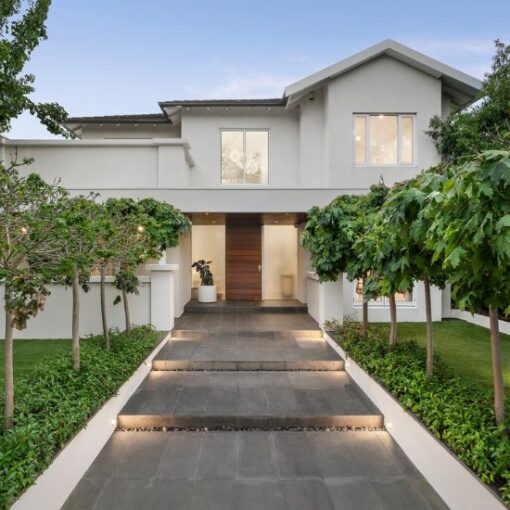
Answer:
329, 320, 510, 505
0, 325, 161, 509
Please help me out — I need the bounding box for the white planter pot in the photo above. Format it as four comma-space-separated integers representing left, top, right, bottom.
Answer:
198, 285, 217, 303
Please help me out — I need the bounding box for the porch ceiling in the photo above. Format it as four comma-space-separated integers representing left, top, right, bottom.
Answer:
188, 212, 307, 226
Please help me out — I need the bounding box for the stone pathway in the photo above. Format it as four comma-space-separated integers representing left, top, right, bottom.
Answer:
62, 313, 448, 510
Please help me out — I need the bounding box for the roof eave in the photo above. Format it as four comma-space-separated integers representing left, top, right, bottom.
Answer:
284, 39, 482, 107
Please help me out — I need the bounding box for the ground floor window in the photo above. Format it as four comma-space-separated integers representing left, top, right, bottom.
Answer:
353, 278, 414, 306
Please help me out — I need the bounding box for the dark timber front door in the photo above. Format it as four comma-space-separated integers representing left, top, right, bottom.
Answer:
226, 224, 262, 300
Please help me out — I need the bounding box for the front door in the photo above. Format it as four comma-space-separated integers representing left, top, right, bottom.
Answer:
225, 224, 262, 300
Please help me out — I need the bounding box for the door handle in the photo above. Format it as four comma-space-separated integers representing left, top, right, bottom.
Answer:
258, 265, 262, 273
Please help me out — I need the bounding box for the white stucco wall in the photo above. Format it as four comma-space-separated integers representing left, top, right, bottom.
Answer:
323, 55, 441, 189
191, 225, 226, 298
167, 230, 192, 317
0, 278, 151, 339
262, 225, 298, 300
342, 276, 443, 322
181, 108, 300, 188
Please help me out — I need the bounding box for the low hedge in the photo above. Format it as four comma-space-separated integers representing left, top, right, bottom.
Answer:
330, 320, 510, 504
0, 325, 160, 508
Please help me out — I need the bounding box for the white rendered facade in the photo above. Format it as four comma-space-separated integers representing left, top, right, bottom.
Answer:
0, 39, 482, 334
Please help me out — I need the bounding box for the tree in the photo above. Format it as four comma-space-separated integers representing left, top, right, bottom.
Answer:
0, 159, 69, 428
380, 170, 448, 374
50, 195, 102, 370
303, 184, 388, 334
104, 198, 152, 334
1, 0, 71, 136
428, 40, 510, 162
425, 151, 510, 425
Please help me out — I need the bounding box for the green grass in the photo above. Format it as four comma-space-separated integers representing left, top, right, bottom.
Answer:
390, 319, 510, 391
0, 339, 72, 385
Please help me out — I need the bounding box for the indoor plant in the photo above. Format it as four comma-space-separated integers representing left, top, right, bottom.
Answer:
192, 259, 217, 302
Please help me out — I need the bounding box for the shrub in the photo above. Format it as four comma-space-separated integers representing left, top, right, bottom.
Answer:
330, 319, 510, 503
0, 325, 160, 508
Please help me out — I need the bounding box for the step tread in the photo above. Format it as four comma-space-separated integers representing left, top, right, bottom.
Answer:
118, 371, 382, 429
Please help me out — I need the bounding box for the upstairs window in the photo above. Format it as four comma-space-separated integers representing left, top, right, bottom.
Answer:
221, 129, 269, 184
354, 114, 414, 165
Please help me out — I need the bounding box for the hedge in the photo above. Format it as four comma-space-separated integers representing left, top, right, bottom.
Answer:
0, 325, 160, 508
329, 320, 510, 504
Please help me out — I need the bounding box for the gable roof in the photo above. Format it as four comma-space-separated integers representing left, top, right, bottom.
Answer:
284, 39, 483, 106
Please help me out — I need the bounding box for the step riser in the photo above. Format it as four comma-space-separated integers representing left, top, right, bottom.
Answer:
170, 329, 324, 340
184, 307, 308, 314
152, 360, 344, 371
117, 414, 383, 430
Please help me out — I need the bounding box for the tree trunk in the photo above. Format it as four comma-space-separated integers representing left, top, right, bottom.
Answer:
489, 305, 505, 426
4, 304, 14, 430
72, 268, 80, 371
424, 276, 433, 376
122, 288, 131, 333
100, 265, 110, 350
362, 300, 369, 336
389, 294, 397, 346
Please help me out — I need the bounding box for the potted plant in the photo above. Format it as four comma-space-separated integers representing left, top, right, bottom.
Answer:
192, 259, 217, 302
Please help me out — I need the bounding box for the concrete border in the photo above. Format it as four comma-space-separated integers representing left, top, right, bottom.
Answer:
323, 332, 506, 510
451, 309, 510, 336
12, 333, 170, 510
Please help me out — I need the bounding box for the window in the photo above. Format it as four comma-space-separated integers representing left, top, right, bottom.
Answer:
221, 129, 268, 184
353, 278, 414, 306
354, 114, 414, 165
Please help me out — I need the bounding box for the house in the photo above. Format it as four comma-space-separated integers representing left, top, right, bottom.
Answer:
0, 39, 482, 335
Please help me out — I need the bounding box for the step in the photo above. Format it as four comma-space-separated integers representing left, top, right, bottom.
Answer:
184, 300, 308, 314
153, 330, 343, 371
117, 371, 383, 430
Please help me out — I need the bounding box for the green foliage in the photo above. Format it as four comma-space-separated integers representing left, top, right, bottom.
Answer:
425, 151, 510, 315
302, 183, 389, 284
380, 170, 448, 289
0, 326, 160, 508
192, 259, 214, 286
0, 0, 71, 136
428, 40, 510, 161
0, 160, 70, 328
331, 319, 510, 503
138, 198, 191, 251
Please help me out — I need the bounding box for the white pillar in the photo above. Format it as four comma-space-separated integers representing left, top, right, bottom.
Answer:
319, 278, 344, 326
146, 263, 178, 331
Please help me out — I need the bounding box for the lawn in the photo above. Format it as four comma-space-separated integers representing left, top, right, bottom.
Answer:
0, 339, 71, 385
391, 319, 510, 391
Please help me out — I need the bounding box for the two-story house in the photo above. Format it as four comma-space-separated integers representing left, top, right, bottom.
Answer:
1, 39, 482, 335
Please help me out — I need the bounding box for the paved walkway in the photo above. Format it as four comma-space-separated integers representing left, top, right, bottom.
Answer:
62, 312, 448, 510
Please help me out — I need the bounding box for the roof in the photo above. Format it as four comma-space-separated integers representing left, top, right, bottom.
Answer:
66, 40, 483, 124
66, 113, 168, 124
158, 98, 285, 107
284, 39, 483, 106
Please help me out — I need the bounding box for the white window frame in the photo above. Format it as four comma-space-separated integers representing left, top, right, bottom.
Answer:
352, 279, 416, 308
220, 128, 270, 185
353, 114, 416, 166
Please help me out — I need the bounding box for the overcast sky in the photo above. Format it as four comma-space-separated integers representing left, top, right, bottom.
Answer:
5, 0, 509, 138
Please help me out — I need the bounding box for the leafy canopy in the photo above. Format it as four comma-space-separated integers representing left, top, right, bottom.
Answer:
0, 0, 71, 136
424, 151, 510, 315
428, 40, 510, 161
0, 159, 70, 328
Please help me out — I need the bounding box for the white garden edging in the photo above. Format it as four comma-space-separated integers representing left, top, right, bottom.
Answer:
12, 333, 170, 510
324, 332, 506, 510
451, 309, 510, 336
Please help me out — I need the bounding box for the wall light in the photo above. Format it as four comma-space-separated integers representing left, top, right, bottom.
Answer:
386, 420, 393, 430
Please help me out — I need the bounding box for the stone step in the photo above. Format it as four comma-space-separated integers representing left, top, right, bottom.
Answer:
184, 300, 308, 314
153, 330, 341, 371
117, 371, 383, 430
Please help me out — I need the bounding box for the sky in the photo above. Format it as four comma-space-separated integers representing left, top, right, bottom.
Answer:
5, 0, 510, 138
